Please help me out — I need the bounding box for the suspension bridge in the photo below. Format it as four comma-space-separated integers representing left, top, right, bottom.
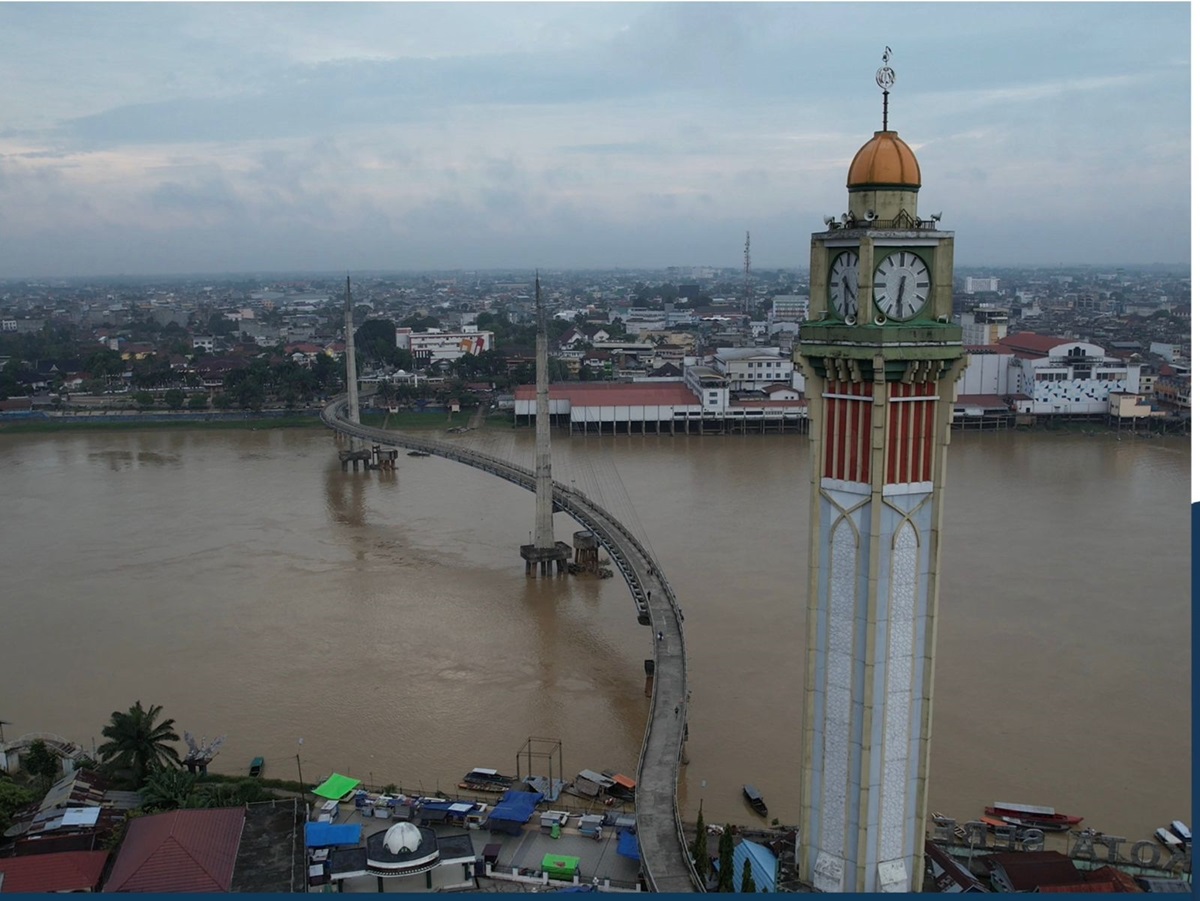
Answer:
321, 397, 702, 893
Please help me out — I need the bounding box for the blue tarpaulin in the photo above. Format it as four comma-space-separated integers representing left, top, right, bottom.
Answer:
305, 822, 362, 848
616, 829, 640, 861
487, 789, 544, 823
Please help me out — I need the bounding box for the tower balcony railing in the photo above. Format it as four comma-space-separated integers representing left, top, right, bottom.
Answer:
823, 209, 944, 231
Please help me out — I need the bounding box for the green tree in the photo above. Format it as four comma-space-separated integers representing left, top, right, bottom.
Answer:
717, 826, 735, 892
0, 778, 35, 833
96, 700, 181, 788
22, 739, 60, 787
141, 768, 200, 811
691, 805, 710, 883
163, 388, 186, 410
132, 391, 155, 410
187, 393, 209, 410
740, 857, 756, 893
354, 318, 401, 367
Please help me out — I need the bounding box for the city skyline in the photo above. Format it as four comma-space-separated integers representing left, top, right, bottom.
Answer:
0, 2, 1190, 278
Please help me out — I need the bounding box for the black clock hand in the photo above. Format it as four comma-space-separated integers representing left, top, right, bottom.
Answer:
898, 275, 907, 309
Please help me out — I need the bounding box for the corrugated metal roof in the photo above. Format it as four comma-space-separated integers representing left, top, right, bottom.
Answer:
515, 382, 698, 406
0, 850, 109, 893
985, 851, 1082, 892
104, 807, 245, 893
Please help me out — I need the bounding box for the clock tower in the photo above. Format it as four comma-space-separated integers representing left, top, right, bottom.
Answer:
795, 50, 966, 893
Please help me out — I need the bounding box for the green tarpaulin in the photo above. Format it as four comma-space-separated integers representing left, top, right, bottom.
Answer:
541, 853, 580, 880
313, 773, 361, 800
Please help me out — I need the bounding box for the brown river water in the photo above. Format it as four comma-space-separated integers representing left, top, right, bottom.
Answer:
0, 425, 1189, 843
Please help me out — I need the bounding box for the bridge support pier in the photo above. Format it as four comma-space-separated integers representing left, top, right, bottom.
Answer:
520, 542, 572, 577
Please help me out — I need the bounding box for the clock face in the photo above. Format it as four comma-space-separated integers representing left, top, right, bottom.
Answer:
828, 251, 859, 319
873, 250, 930, 320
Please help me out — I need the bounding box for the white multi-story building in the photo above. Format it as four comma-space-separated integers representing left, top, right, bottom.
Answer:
964, 276, 1000, 293
395, 327, 493, 364
711, 347, 794, 391
770, 295, 808, 322
959, 305, 1009, 345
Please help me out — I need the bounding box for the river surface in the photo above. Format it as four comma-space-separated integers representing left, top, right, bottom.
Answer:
0, 425, 1189, 843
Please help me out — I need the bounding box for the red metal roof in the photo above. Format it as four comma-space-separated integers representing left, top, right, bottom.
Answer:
998, 332, 1074, 355
0, 850, 108, 893
986, 851, 1083, 892
104, 807, 245, 893
954, 394, 1010, 408
514, 382, 699, 406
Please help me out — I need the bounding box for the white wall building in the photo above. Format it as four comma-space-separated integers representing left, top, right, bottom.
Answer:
964, 276, 1000, 293
395, 327, 493, 364
957, 333, 1142, 416
959, 305, 1009, 345
712, 347, 794, 391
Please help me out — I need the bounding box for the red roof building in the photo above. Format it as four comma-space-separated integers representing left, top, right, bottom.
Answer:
103, 807, 245, 893
0, 850, 108, 893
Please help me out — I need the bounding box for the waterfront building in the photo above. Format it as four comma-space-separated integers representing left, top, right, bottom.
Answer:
793, 53, 965, 892
394, 327, 493, 364
996, 333, 1141, 416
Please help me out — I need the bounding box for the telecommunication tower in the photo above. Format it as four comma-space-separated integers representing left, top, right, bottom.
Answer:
743, 231, 753, 315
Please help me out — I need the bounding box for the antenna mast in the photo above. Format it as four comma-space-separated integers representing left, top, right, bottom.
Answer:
743, 231, 752, 316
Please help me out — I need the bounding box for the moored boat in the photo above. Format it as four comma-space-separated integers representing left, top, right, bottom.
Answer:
602, 770, 636, 802
1000, 815, 1072, 832
1168, 821, 1191, 843
979, 815, 1008, 831
1155, 827, 1184, 850
249, 756, 264, 778
458, 767, 516, 793
984, 802, 1082, 829
743, 784, 768, 817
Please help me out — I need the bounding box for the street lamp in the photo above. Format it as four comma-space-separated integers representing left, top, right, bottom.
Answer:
296, 737, 304, 788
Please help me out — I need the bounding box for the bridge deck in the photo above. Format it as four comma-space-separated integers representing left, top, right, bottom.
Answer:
322, 401, 701, 892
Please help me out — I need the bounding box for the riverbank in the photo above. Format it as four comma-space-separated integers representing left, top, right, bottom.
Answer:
0, 408, 490, 434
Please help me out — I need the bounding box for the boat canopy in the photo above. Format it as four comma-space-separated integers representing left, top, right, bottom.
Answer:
992, 801, 1056, 816
609, 773, 636, 790
314, 773, 362, 800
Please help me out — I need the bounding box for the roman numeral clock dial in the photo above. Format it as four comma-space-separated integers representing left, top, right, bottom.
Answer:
872, 250, 930, 321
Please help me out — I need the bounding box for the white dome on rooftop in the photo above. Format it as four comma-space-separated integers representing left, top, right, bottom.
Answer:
383, 821, 422, 855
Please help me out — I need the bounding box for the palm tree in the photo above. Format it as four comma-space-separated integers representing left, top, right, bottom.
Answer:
97, 701, 181, 787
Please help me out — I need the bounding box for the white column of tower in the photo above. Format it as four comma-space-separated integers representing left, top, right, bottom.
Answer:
343, 275, 361, 426
532, 274, 555, 549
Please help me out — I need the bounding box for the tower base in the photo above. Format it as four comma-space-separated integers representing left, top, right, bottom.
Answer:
520, 542, 572, 577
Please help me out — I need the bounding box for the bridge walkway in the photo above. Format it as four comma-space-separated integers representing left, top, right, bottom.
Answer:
321, 400, 701, 892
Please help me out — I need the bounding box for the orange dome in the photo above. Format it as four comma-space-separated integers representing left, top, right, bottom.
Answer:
846, 131, 921, 189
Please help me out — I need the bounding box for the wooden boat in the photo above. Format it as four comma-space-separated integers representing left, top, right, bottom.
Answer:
1155, 827, 1184, 850
1000, 815, 1072, 832
249, 756, 264, 778
979, 815, 1008, 831
458, 767, 516, 793
602, 771, 636, 802
743, 784, 768, 817
985, 802, 1082, 830
1168, 821, 1191, 843
931, 812, 968, 840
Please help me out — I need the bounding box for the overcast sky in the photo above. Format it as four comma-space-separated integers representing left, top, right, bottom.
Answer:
0, 2, 1189, 278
